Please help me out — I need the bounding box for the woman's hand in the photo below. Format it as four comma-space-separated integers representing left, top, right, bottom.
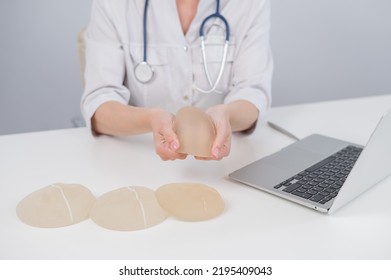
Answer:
203, 105, 232, 160
150, 109, 187, 161
199, 101, 259, 160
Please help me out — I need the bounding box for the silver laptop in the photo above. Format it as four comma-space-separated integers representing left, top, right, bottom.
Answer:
229, 109, 391, 214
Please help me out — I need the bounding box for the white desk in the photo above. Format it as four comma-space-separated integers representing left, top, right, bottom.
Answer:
1, 95, 390, 260
267, 94, 391, 145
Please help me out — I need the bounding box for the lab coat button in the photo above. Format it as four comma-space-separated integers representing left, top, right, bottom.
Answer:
184, 46, 188, 51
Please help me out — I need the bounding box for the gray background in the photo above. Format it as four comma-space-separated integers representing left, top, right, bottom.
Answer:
0, 0, 390, 135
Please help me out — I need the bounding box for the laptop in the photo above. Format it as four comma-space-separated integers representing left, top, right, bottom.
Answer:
229, 109, 391, 214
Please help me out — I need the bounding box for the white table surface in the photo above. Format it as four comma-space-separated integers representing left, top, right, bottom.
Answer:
1, 95, 390, 260
267, 94, 391, 145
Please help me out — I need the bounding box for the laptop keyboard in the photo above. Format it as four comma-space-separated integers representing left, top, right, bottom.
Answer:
274, 145, 363, 205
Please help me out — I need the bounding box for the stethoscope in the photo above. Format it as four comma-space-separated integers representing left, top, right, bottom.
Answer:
134, 0, 230, 94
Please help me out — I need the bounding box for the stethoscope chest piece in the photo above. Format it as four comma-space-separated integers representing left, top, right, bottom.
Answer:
134, 62, 154, 83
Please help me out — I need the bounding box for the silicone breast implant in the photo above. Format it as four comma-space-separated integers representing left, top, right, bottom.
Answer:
90, 186, 168, 231
16, 183, 96, 228
174, 106, 216, 157
156, 182, 225, 221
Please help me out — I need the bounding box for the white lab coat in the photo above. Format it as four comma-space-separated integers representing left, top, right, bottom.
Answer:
81, 0, 273, 125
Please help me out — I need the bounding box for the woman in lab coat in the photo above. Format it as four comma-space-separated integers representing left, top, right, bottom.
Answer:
81, 0, 272, 160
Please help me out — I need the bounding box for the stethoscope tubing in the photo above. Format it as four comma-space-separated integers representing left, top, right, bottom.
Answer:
135, 0, 230, 94
143, 0, 150, 62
